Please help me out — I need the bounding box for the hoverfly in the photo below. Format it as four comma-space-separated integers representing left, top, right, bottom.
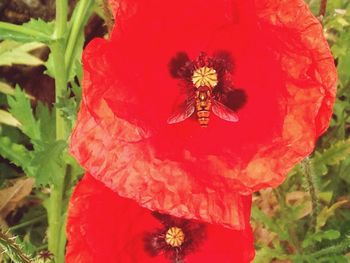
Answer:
168, 62, 239, 128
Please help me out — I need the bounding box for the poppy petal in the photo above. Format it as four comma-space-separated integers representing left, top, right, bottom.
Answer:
70, 0, 336, 228
66, 174, 255, 263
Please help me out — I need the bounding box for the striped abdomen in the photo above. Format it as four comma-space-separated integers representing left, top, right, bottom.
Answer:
195, 87, 212, 127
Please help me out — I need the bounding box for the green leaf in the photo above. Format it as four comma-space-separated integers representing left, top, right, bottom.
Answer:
7, 86, 40, 142
253, 247, 289, 263
318, 255, 349, 263
55, 96, 78, 132
30, 141, 67, 186
312, 139, 350, 176
0, 125, 27, 145
318, 191, 333, 204
44, 43, 65, 78
0, 19, 54, 43
0, 231, 32, 263
251, 206, 289, 240
317, 200, 348, 230
0, 82, 35, 100
339, 157, 350, 184
293, 254, 318, 263
0, 82, 15, 96
319, 230, 341, 240
303, 236, 350, 261
0, 137, 33, 175
71, 81, 82, 103
302, 230, 341, 248
43, 52, 55, 79
0, 40, 45, 66
66, 34, 85, 82
36, 102, 56, 143
0, 110, 20, 127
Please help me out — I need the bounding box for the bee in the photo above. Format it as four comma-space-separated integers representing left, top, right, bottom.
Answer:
168, 64, 239, 127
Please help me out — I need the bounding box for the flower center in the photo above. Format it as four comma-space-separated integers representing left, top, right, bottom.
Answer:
192, 66, 218, 88
165, 227, 185, 247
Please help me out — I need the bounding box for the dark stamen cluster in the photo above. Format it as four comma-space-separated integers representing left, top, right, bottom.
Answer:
144, 212, 207, 263
169, 51, 247, 111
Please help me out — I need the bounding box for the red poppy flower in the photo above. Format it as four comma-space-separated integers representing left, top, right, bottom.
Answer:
66, 174, 255, 263
70, 0, 336, 229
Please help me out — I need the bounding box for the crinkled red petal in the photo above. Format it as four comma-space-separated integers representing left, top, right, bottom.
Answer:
66, 174, 255, 263
70, 0, 336, 228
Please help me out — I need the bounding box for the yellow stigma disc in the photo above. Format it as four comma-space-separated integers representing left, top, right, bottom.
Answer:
165, 227, 185, 247
192, 66, 218, 88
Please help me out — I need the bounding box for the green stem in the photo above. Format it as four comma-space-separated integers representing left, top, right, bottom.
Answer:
52, 43, 67, 140
301, 158, 319, 233
65, 0, 94, 77
48, 183, 65, 260
48, 0, 94, 261
57, 213, 68, 263
9, 215, 47, 231
54, 0, 68, 40
48, 0, 68, 262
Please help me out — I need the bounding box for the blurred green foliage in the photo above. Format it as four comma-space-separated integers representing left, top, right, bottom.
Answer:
253, 1, 350, 262
0, 0, 97, 261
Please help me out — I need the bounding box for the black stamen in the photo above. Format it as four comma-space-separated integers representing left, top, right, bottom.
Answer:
168, 51, 247, 113
169, 52, 192, 79
213, 50, 235, 73
143, 212, 207, 262
226, 89, 248, 111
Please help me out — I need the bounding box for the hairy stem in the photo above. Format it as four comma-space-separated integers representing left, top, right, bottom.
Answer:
48, 0, 68, 262
301, 158, 319, 233
302, 237, 350, 260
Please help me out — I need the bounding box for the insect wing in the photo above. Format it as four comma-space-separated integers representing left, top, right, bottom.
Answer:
167, 97, 195, 124
212, 99, 239, 122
